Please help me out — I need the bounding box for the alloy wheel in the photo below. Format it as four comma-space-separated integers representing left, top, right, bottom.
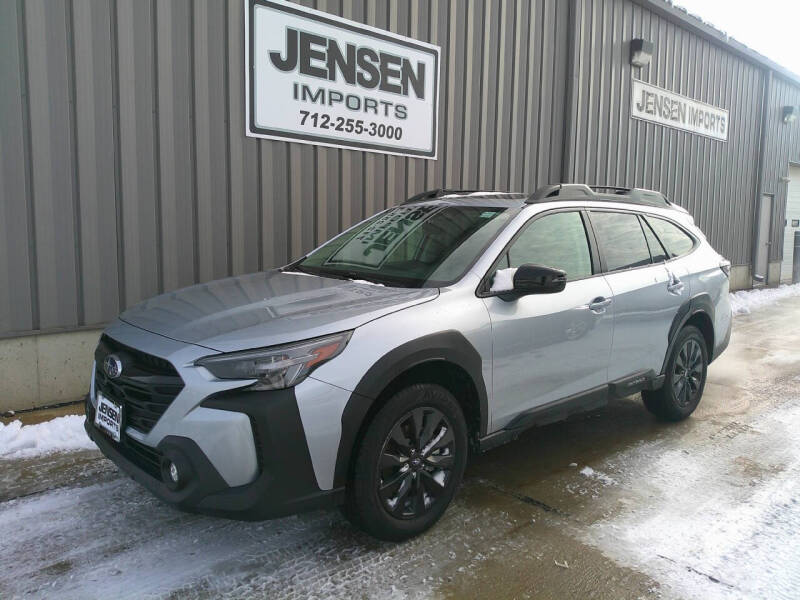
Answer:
377, 407, 455, 520
673, 338, 703, 407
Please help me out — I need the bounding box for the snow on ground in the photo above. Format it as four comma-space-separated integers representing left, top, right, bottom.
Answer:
0, 476, 546, 600
579, 465, 618, 486
580, 397, 800, 600
729, 282, 800, 315
0, 415, 94, 459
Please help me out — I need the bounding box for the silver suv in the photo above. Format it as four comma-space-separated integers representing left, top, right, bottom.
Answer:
85, 184, 732, 540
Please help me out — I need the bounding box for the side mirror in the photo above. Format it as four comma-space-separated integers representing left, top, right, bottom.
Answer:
513, 264, 567, 295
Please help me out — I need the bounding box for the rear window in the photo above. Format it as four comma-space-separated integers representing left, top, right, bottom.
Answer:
645, 216, 695, 258
590, 211, 652, 272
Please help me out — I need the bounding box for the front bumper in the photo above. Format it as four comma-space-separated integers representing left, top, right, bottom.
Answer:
85, 387, 345, 520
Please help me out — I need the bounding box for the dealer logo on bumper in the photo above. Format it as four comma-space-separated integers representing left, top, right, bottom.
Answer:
103, 354, 123, 379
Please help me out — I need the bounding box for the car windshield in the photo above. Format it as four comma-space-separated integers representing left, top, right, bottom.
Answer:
294, 204, 518, 287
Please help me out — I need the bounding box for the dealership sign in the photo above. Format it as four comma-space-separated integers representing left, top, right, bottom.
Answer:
245, 0, 440, 158
631, 79, 728, 142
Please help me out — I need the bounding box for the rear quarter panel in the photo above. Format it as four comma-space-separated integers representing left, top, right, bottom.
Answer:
683, 236, 732, 358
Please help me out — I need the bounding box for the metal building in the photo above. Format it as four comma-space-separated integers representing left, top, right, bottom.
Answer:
1, 0, 799, 409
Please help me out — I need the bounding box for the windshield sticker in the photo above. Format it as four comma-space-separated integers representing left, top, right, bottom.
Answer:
325, 205, 443, 269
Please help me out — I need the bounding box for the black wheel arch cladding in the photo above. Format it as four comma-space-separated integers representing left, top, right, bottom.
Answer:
333, 330, 488, 489
662, 292, 715, 374
196, 387, 345, 518
87, 387, 345, 520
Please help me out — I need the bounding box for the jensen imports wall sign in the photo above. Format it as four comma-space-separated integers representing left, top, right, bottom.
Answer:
631, 79, 729, 142
245, 0, 440, 158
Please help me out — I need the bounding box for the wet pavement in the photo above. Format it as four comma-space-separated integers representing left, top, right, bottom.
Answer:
2, 297, 800, 599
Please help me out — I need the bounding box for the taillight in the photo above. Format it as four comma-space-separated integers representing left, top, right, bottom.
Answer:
719, 259, 731, 278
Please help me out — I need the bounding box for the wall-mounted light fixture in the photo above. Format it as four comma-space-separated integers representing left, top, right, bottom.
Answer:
630, 39, 653, 68
783, 106, 798, 124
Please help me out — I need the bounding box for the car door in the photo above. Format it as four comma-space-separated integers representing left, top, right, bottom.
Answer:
588, 210, 689, 381
481, 210, 614, 429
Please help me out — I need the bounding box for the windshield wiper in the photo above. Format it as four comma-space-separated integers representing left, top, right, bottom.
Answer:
330, 269, 387, 285
316, 267, 409, 286
284, 263, 314, 276
290, 264, 366, 283
302, 267, 352, 281
291, 262, 420, 287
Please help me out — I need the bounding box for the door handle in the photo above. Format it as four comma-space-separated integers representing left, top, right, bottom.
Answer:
588, 297, 612, 313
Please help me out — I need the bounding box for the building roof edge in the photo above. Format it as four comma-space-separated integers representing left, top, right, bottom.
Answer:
635, 0, 800, 88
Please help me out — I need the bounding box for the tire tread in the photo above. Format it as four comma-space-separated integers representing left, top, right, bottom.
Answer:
642, 325, 708, 422
343, 383, 468, 541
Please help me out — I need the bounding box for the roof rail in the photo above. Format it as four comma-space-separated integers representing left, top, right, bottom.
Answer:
588, 185, 634, 195
527, 183, 671, 209
402, 189, 478, 204
529, 184, 594, 201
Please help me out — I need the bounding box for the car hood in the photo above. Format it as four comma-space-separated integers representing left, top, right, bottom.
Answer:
119, 270, 438, 353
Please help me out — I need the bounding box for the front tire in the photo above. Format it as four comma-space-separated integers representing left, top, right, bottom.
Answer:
344, 384, 468, 541
643, 325, 708, 421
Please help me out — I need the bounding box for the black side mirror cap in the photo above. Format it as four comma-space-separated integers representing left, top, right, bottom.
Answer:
513, 264, 567, 295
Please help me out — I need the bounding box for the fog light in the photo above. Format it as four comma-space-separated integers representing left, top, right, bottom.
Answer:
169, 461, 180, 483
161, 454, 189, 490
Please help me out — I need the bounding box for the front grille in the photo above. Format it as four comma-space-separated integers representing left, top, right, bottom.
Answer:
94, 335, 184, 434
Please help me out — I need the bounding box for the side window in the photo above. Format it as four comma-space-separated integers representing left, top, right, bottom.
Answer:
640, 217, 669, 263
645, 216, 695, 258
590, 211, 652, 272
506, 211, 593, 279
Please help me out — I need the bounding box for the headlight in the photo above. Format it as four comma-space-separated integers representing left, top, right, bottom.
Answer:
196, 331, 352, 390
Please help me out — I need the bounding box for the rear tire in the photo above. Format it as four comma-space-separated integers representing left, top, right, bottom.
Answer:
344, 383, 468, 541
643, 325, 708, 421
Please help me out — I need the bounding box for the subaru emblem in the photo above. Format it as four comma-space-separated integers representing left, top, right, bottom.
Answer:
103, 354, 123, 379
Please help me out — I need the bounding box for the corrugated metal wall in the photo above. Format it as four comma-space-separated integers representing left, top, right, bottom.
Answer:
0, 0, 568, 337
564, 0, 765, 267
761, 75, 800, 262
3, 0, 800, 338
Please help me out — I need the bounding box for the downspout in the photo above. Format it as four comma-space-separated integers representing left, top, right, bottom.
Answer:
751, 69, 772, 284
560, 0, 580, 183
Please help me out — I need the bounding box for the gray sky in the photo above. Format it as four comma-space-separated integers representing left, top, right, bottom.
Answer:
674, 0, 800, 77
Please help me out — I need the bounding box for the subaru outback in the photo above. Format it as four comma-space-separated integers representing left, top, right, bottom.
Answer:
85, 184, 732, 540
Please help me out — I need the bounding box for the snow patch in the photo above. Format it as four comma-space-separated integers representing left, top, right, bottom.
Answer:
0, 415, 95, 459
350, 279, 385, 287
579, 465, 618, 486
579, 396, 800, 600
490, 268, 517, 292
760, 349, 800, 366
729, 282, 800, 316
